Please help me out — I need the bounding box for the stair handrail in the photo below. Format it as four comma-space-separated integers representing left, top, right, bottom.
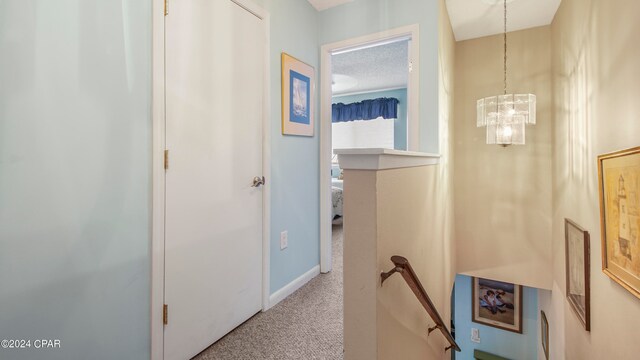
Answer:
380, 255, 461, 353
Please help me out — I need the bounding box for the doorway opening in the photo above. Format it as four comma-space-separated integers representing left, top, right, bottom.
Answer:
319, 25, 420, 273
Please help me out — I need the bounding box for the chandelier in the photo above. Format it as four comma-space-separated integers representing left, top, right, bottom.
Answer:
476, 0, 536, 146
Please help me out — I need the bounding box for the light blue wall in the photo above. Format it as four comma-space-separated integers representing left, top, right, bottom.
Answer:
0, 1, 151, 359
319, 0, 440, 153
453, 275, 538, 360
256, 0, 321, 294
265, 0, 442, 294
259, 0, 442, 295
332, 88, 408, 151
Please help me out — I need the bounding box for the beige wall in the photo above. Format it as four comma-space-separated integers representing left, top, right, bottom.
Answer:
454, 26, 553, 290
541, 0, 640, 358
376, 166, 452, 359
438, 0, 456, 303
435, 0, 457, 353
342, 165, 456, 360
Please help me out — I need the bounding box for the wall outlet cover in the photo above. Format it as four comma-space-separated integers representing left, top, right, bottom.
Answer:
280, 231, 288, 250
471, 328, 480, 343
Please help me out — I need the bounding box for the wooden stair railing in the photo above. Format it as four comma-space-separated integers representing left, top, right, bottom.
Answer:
380, 255, 461, 353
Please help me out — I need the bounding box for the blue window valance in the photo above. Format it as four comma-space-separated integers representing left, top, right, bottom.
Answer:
332, 97, 399, 123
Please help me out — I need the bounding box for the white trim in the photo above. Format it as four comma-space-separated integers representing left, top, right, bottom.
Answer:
267, 265, 321, 309
260, 8, 272, 313
307, 0, 355, 12
406, 31, 420, 151
150, 0, 165, 358
333, 86, 407, 98
331, 34, 412, 55
151, 1, 271, 358
230, 0, 263, 18
320, 45, 333, 274
334, 148, 440, 170
320, 25, 420, 274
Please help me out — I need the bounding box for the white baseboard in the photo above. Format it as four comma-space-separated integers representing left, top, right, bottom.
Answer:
266, 265, 320, 310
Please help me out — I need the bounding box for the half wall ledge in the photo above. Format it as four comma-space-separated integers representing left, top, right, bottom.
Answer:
334, 148, 440, 170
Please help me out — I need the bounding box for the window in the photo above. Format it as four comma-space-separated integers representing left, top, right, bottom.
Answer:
331, 96, 399, 159
332, 117, 395, 152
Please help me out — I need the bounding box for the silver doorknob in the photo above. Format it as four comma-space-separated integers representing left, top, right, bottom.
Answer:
252, 176, 265, 187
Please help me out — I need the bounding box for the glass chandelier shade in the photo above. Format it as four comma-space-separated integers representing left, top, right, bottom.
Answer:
476, 0, 536, 146
477, 94, 536, 145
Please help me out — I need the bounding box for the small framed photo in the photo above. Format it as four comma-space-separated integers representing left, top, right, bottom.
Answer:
281, 52, 315, 136
564, 218, 590, 331
472, 277, 523, 333
598, 146, 640, 299
541, 310, 549, 360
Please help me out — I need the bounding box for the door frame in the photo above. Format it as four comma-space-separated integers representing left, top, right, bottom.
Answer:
319, 25, 420, 273
151, 1, 271, 359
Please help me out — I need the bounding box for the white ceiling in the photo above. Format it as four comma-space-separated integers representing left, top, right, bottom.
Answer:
332, 40, 408, 96
307, 0, 353, 12
446, 0, 561, 41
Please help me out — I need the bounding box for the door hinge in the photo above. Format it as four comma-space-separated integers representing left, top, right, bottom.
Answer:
163, 304, 168, 325
164, 0, 169, 16
409, 61, 413, 73
164, 150, 169, 170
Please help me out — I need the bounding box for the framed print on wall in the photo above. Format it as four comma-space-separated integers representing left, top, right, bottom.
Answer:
281, 52, 315, 136
472, 277, 523, 333
565, 218, 591, 331
541, 310, 549, 360
598, 146, 640, 299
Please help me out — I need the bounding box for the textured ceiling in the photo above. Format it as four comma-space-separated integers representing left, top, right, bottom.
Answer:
446, 0, 561, 41
307, 0, 353, 11
332, 40, 408, 96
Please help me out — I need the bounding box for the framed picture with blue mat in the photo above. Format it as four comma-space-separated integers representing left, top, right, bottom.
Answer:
281, 52, 315, 136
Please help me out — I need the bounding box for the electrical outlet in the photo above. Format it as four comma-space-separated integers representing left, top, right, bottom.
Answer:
280, 231, 288, 250
471, 328, 480, 343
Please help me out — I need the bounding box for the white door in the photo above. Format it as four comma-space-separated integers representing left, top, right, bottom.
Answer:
164, 1, 265, 359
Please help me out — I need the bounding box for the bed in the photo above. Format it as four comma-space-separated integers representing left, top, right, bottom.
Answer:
332, 186, 343, 220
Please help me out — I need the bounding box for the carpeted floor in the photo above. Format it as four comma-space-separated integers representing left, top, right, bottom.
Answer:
194, 225, 344, 360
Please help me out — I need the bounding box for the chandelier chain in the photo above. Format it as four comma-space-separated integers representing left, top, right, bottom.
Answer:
476, 0, 536, 146
503, 0, 507, 95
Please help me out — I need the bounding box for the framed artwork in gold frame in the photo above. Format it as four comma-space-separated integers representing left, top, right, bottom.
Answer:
598, 146, 640, 299
281, 52, 315, 136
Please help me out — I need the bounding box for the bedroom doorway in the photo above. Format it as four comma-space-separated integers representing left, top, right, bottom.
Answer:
319, 25, 420, 273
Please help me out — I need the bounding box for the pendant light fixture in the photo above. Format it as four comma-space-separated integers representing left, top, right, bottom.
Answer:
476, 0, 536, 146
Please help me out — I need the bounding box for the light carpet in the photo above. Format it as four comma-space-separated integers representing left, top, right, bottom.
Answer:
194, 225, 344, 360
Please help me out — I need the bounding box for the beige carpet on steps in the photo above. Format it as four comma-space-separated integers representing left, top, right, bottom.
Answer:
194, 224, 344, 360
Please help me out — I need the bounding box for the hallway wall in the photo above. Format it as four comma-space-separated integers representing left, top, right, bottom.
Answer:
254, 0, 322, 296
454, 27, 553, 291
0, 1, 152, 359
264, 0, 447, 301
266, 0, 449, 298
542, 0, 640, 358
437, 0, 457, 332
